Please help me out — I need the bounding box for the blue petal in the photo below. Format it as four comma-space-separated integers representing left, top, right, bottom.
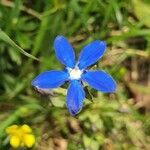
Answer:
54, 35, 75, 68
32, 70, 69, 89
66, 80, 85, 116
82, 70, 116, 92
78, 41, 106, 69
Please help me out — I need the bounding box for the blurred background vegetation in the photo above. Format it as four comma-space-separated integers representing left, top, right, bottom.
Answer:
0, 0, 150, 149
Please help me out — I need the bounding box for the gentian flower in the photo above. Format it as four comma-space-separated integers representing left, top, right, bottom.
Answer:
32, 35, 116, 116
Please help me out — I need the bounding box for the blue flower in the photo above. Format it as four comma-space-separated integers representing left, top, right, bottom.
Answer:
32, 35, 116, 116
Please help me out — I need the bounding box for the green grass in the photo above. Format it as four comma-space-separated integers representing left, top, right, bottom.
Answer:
0, 0, 150, 149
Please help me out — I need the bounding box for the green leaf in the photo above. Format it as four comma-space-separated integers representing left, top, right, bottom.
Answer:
51, 95, 65, 108
132, 0, 150, 27
0, 29, 39, 60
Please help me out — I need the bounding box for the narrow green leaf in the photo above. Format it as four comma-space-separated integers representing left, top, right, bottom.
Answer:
0, 29, 39, 61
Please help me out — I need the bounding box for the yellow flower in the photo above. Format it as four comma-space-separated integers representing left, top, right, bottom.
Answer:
6, 124, 35, 149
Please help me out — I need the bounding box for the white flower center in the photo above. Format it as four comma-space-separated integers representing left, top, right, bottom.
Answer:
68, 68, 82, 80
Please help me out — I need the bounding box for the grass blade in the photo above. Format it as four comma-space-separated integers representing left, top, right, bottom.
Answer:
0, 29, 39, 61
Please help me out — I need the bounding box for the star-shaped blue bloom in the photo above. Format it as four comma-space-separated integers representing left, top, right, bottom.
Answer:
32, 35, 116, 116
